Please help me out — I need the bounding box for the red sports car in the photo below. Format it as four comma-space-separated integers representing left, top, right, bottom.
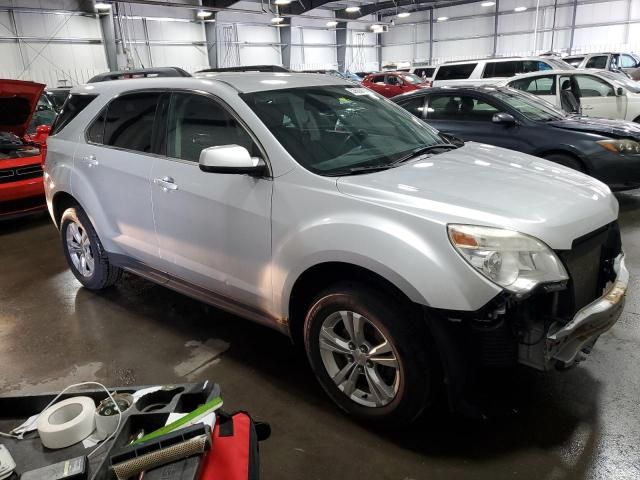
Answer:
0, 80, 51, 220
361, 72, 430, 98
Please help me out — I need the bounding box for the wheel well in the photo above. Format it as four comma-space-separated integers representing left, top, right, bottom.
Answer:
537, 150, 587, 173
288, 262, 416, 345
51, 191, 78, 228
633, 115, 640, 124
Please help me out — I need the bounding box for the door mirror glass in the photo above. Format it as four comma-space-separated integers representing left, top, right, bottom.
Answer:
616, 87, 625, 96
199, 144, 266, 175
492, 112, 516, 125
439, 132, 465, 147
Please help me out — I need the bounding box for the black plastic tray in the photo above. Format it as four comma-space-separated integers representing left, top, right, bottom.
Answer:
0, 381, 220, 479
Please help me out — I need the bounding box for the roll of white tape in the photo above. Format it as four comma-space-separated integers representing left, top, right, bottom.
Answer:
37, 396, 96, 449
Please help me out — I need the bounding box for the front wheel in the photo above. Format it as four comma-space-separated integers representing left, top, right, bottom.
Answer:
303, 283, 434, 427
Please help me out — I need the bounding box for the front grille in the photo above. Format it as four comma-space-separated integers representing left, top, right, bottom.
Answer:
557, 222, 621, 313
0, 164, 43, 184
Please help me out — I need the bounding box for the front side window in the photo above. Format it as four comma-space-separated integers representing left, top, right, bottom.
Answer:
427, 95, 498, 121
166, 93, 256, 162
400, 73, 423, 84
371, 75, 385, 84
586, 55, 608, 69
241, 86, 442, 175
435, 63, 477, 81
490, 89, 565, 122
620, 54, 637, 68
574, 75, 615, 97
102, 92, 162, 152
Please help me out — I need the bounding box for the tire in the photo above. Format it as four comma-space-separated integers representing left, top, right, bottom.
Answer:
543, 153, 585, 172
303, 282, 434, 427
60, 206, 122, 290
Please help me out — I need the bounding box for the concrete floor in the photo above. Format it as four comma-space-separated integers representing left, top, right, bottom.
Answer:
1, 192, 640, 480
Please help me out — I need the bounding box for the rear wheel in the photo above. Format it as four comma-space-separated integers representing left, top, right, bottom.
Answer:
303, 283, 434, 427
543, 153, 585, 172
60, 206, 122, 290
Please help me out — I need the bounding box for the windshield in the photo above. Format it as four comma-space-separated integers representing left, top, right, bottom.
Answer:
242, 86, 443, 175
598, 71, 640, 93
490, 89, 566, 122
547, 58, 574, 69
401, 73, 423, 84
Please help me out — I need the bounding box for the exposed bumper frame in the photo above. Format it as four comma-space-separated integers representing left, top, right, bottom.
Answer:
546, 253, 628, 368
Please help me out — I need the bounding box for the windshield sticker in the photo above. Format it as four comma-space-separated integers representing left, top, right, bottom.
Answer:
345, 87, 374, 96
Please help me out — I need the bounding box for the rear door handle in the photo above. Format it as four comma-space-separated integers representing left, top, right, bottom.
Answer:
81, 154, 99, 168
154, 176, 179, 191
582, 106, 594, 110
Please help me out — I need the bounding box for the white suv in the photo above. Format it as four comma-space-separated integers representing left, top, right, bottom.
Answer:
432, 56, 573, 86
44, 73, 628, 425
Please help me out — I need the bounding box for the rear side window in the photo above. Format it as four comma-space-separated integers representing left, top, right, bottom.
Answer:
510, 75, 556, 95
435, 64, 477, 81
414, 68, 435, 78
102, 92, 162, 153
50, 94, 97, 135
483, 60, 551, 78
397, 96, 426, 118
371, 75, 385, 84
586, 55, 608, 69
428, 95, 498, 121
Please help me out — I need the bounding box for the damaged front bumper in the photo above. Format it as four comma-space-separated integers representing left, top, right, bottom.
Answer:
521, 254, 628, 370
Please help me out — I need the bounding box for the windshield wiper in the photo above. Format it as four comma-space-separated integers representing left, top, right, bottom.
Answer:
391, 143, 460, 166
325, 164, 394, 176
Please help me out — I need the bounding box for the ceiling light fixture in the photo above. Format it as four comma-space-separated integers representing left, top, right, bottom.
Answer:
480, 1, 496, 6
271, 16, 285, 23
326, 20, 338, 27
345, 6, 360, 12
397, 12, 411, 18
437, 16, 448, 21
274, 0, 292, 5
370, 24, 384, 32
196, 10, 212, 18
514, 6, 527, 12
94, 2, 111, 10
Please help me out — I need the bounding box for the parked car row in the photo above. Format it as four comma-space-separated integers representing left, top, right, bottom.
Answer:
1, 65, 634, 426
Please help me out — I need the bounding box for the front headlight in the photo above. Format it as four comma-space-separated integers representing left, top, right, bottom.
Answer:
448, 224, 568, 294
597, 139, 640, 154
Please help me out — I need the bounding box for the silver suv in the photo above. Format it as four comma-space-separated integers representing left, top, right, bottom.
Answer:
44, 73, 628, 425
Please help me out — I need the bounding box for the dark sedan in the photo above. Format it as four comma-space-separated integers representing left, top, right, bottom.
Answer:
392, 86, 640, 190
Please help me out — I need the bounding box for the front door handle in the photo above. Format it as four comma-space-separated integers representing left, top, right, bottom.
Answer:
582, 106, 594, 110
81, 155, 99, 168
154, 176, 179, 191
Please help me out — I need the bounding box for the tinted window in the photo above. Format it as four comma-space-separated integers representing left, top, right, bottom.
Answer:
483, 60, 551, 78
510, 75, 556, 95
573, 75, 615, 97
620, 55, 637, 68
413, 68, 434, 78
435, 63, 477, 80
386, 75, 401, 85
586, 55, 608, 69
50, 94, 97, 135
428, 95, 498, 121
397, 96, 426, 118
86, 109, 106, 144
166, 93, 256, 162
371, 75, 385, 84
103, 92, 161, 152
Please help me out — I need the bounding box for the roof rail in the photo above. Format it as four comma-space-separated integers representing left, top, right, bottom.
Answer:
196, 65, 290, 73
87, 67, 191, 83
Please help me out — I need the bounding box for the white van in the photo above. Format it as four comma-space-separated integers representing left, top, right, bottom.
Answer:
432, 56, 574, 86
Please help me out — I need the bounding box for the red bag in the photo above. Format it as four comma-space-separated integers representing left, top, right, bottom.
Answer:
199, 412, 270, 480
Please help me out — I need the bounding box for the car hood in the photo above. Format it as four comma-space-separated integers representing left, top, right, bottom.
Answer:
336, 142, 618, 249
0, 79, 46, 137
547, 116, 640, 139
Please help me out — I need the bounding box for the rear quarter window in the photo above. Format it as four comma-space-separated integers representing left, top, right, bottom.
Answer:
435, 63, 477, 81
50, 94, 97, 135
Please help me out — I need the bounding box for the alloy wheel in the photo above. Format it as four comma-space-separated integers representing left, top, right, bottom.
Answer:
318, 310, 400, 407
65, 220, 95, 278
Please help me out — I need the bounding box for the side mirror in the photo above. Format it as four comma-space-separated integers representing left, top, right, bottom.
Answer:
440, 132, 465, 147
492, 112, 517, 125
199, 144, 267, 176
616, 87, 625, 96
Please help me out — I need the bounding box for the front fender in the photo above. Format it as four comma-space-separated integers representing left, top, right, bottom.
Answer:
272, 211, 502, 319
